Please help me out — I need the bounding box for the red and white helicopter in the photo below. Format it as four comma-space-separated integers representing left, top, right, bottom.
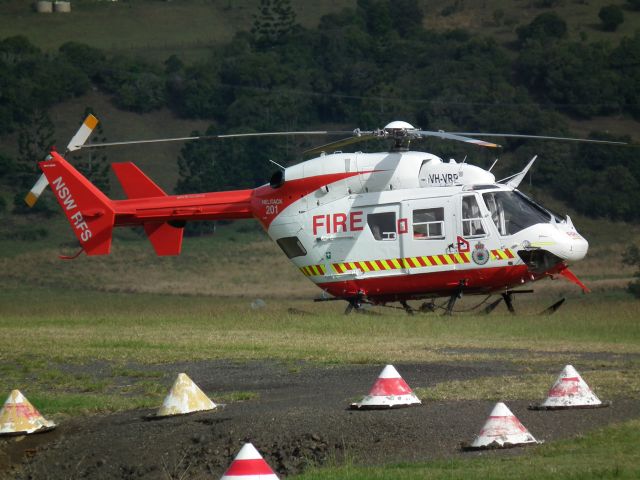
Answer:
26, 117, 625, 314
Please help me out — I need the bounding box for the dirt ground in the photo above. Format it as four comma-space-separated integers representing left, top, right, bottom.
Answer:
1, 354, 638, 479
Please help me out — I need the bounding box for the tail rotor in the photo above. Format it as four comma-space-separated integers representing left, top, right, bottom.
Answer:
24, 114, 99, 208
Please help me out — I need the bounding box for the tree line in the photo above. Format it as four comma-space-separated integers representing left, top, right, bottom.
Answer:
0, 0, 639, 221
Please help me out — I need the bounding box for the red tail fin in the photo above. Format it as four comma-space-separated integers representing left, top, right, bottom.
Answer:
39, 152, 115, 255
111, 162, 166, 198
112, 162, 183, 256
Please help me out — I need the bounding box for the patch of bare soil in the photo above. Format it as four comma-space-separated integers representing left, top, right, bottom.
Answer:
1, 358, 638, 479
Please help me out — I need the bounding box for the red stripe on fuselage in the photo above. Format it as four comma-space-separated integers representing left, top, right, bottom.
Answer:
251, 171, 370, 229
317, 265, 533, 303
112, 171, 371, 228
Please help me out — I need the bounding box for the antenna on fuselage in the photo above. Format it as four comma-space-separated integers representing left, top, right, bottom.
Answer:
269, 159, 286, 171
488, 158, 499, 172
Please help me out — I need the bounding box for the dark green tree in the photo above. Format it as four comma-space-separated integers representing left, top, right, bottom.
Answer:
59, 41, 106, 79
15, 110, 55, 189
610, 33, 640, 118
12, 110, 56, 215
251, 0, 297, 47
599, 5, 624, 32
516, 12, 567, 46
516, 41, 621, 117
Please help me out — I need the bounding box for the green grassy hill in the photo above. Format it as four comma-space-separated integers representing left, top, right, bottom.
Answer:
0, 0, 357, 61
1, 0, 636, 57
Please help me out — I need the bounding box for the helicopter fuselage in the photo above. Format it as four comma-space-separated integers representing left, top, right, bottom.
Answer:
253, 150, 588, 303
39, 148, 589, 305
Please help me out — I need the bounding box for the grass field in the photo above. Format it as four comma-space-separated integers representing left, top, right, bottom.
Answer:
1, 282, 639, 413
0, 218, 639, 477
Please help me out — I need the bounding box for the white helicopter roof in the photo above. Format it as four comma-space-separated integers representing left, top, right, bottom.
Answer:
284, 150, 496, 192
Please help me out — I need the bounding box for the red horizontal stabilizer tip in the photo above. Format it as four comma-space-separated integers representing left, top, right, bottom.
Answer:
144, 222, 183, 256
111, 162, 166, 199
39, 152, 115, 256
559, 267, 591, 293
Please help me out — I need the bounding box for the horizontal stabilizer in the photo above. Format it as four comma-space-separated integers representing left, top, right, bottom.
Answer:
112, 162, 183, 256
39, 152, 115, 255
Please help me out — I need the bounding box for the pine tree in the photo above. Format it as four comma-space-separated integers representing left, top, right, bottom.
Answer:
16, 110, 55, 189
251, 0, 297, 47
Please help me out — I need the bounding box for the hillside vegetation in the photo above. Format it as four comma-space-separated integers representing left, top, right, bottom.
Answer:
0, 0, 639, 270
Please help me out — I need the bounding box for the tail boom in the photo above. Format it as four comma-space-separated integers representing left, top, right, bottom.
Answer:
112, 190, 254, 226
40, 151, 254, 257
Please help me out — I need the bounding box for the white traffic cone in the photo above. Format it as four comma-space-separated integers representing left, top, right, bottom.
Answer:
0, 390, 55, 436
466, 402, 538, 449
350, 364, 421, 409
530, 365, 609, 410
220, 443, 279, 480
154, 373, 216, 417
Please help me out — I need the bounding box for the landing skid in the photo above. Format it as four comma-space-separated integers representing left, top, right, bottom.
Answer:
482, 290, 566, 315
482, 289, 534, 315
540, 297, 566, 315
317, 289, 566, 316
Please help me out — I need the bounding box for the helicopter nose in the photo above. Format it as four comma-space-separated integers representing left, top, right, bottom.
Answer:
568, 234, 589, 261
548, 229, 589, 262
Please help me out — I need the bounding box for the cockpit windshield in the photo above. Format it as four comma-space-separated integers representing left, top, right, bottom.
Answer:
482, 190, 558, 236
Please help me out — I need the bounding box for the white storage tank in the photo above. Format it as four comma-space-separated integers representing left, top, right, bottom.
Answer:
35, 1, 53, 13
54, 1, 71, 13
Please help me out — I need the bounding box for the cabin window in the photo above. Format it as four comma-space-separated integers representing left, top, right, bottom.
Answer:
461, 195, 486, 238
367, 212, 397, 241
413, 208, 445, 239
276, 236, 307, 258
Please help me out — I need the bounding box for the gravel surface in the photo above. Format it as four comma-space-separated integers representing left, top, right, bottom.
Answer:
1, 359, 638, 479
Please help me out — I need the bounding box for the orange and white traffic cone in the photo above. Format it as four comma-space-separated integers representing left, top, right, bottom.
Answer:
154, 373, 217, 417
0, 390, 55, 436
350, 364, 421, 409
220, 443, 279, 480
530, 365, 609, 410
465, 402, 538, 449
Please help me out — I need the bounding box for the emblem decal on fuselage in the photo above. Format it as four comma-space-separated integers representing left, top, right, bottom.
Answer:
472, 242, 490, 265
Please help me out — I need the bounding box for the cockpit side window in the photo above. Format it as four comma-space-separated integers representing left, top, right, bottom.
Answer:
461, 195, 486, 238
483, 192, 507, 235
413, 208, 445, 240
482, 191, 551, 235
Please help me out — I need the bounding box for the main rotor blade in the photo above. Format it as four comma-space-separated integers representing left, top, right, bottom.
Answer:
449, 132, 628, 145
304, 134, 375, 156
416, 130, 501, 148
76, 130, 354, 150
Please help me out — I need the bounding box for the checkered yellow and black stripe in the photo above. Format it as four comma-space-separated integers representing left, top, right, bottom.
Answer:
300, 248, 515, 277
